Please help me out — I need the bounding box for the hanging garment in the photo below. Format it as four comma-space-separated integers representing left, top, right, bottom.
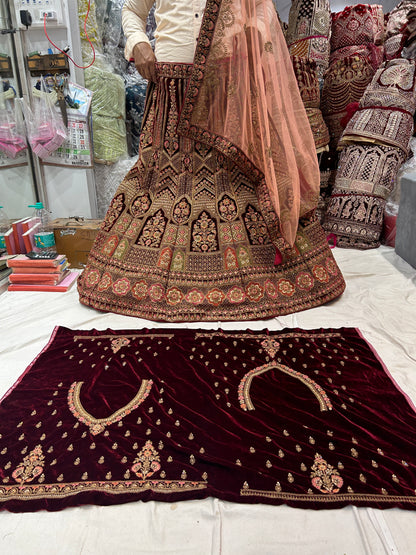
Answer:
78, 64, 344, 322
78, 0, 345, 321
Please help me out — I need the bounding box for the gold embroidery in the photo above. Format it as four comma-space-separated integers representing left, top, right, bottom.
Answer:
238, 362, 332, 412
11, 445, 45, 484
0, 479, 207, 501
310, 453, 344, 494
111, 337, 131, 353
68, 379, 153, 435
196, 332, 342, 341
131, 440, 162, 480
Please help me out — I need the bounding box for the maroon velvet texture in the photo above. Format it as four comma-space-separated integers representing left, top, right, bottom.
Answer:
0, 326, 415, 512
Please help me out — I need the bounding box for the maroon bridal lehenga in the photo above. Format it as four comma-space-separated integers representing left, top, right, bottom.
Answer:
78, 0, 345, 322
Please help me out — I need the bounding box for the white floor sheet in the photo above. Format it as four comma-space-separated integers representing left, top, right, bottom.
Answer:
0, 245, 415, 555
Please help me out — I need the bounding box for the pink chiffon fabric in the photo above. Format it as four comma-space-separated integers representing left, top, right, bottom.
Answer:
178, 0, 320, 247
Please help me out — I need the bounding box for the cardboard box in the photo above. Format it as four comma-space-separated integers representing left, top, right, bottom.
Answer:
52, 218, 102, 269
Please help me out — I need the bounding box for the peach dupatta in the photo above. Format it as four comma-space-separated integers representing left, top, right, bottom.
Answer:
178, 0, 320, 247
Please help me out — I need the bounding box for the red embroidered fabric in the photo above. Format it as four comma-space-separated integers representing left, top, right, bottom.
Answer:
178, 0, 320, 247
330, 4, 385, 51
0, 326, 416, 512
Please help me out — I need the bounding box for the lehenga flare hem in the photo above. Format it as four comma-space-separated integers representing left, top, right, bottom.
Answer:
78, 63, 345, 322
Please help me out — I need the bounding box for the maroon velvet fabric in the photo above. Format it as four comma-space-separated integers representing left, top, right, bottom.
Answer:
0, 326, 416, 512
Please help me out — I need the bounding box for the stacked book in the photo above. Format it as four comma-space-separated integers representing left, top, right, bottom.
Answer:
6, 254, 79, 292
0, 255, 13, 293
3, 217, 41, 255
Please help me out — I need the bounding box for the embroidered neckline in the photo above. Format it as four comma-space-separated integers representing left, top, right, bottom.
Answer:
238, 362, 332, 412
68, 380, 153, 435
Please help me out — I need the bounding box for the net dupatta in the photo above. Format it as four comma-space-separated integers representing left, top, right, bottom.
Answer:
178, 0, 320, 247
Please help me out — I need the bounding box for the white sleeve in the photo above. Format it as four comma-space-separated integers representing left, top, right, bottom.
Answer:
122, 0, 155, 61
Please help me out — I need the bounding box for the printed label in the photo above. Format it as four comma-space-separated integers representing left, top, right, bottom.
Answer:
0, 235, 6, 249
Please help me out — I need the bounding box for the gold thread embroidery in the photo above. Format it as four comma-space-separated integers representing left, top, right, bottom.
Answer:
240, 490, 416, 503
11, 445, 45, 484
238, 362, 332, 412
73, 334, 174, 341
196, 332, 342, 341
0, 480, 207, 501
131, 441, 161, 480
68, 380, 153, 435
310, 453, 344, 494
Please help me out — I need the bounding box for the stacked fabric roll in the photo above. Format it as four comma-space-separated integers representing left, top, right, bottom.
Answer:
323, 59, 416, 249
321, 4, 385, 150
385, 1, 414, 60
291, 56, 330, 153
286, 0, 332, 81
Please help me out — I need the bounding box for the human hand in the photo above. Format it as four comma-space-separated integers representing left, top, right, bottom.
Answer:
133, 42, 157, 82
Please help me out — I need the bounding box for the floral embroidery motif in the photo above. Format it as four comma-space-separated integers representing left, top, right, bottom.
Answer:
218, 194, 238, 221
131, 440, 161, 480
261, 338, 280, 358
68, 379, 153, 435
125, 220, 142, 239
97, 272, 112, 292
101, 235, 119, 257
224, 247, 238, 270
191, 211, 219, 252
101, 193, 125, 232
243, 205, 270, 245
296, 272, 314, 291
148, 283, 165, 302
265, 279, 278, 298
157, 247, 173, 269
136, 209, 167, 248
206, 288, 226, 306
312, 265, 329, 283
246, 282, 264, 302
112, 278, 131, 296
12, 445, 44, 484
114, 214, 132, 233
111, 337, 131, 353
325, 257, 339, 276
171, 251, 185, 271
277, 278, 296, 297
227, 286, 246, 304
113, 238, 130, 260
172, 197, 192, 225
84, 268, 100, 288
186, 288, 205, 305
132, 280, 148, 300
166, 287, 184, 306
237, 246, 251, 267
130, 194, 152, 218
238, 362, 332, 412
311, 453, 344, 494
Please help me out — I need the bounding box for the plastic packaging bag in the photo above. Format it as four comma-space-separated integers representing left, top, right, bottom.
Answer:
23, 79, 67, 159
0, 83, 27, 159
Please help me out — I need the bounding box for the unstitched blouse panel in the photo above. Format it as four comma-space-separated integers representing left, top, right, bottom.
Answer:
122, 0, 207, 63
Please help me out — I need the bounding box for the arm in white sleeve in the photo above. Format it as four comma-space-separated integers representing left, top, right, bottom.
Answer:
122, 0, 155, 60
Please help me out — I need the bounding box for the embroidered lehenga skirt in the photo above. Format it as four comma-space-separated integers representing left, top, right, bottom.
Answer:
78, 63, 345, 322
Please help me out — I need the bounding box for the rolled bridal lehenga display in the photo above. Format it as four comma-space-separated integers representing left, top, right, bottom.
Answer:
78, 0, 345, 322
